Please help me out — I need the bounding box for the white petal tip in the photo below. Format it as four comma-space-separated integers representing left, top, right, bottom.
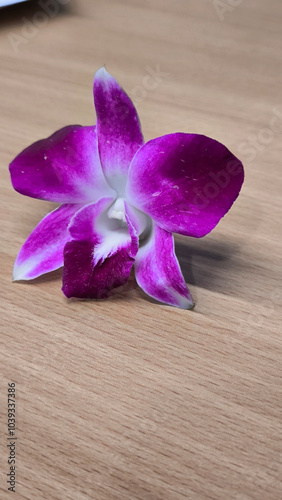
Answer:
95, 66, 111, 82
12, 265, 30, 282
12, 273, 26, 282
171, 291, 195, 310
176, 298, 195, 310
12, 269, 19, 282
185, 301, 195, 310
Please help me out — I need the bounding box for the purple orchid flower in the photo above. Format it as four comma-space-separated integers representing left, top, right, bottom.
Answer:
9, 67, 244, 309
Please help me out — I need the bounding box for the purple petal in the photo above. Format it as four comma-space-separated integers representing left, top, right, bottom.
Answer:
127, 133, 244, 237
93, 67, 144, 194
9, 125, 114, 204
66, 197, 114, 243
135, 222, 194, 309
62, 197, 138, 299
13, 204, 82, 281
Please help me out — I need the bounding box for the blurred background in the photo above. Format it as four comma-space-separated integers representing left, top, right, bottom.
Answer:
1, 0, 281, 155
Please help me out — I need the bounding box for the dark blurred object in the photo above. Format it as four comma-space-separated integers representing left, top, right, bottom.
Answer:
0, 0, 30, 7
0, 0, 73, 30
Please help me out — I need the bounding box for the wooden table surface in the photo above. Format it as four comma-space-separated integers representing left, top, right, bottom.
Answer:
0, 1, 281, 499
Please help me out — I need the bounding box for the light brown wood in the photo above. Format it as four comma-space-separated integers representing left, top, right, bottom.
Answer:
1, 1, 281, 499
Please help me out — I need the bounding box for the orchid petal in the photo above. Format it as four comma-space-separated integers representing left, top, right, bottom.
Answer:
127, 133, 244, 237
93, 67, 144, 195
62, 197, 138, 299
13, 204, 82, 281
9, 125, 115, 204
134, 222, 194, 309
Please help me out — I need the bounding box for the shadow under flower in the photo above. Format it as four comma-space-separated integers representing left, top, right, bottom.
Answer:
174, 235, 244, 300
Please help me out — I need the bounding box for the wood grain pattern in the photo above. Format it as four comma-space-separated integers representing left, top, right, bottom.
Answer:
0, 1, 281, 499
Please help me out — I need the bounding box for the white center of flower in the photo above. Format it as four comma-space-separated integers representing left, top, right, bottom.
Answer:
108, 197, 126, 222
106, 197, 152, 242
